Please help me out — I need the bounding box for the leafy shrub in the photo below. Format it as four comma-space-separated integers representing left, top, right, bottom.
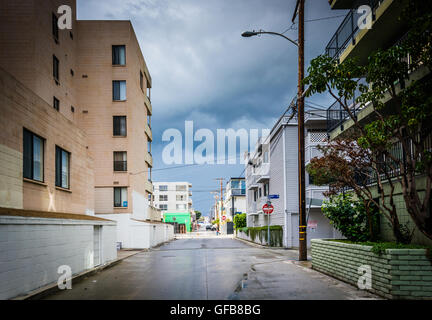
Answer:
233, 213, 246, 230
322, 193, 380, 242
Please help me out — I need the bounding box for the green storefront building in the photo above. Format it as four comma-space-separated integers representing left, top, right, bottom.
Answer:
163, 212, 192, 232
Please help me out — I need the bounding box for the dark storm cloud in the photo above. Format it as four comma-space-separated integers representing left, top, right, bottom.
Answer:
77, 0, 346, 213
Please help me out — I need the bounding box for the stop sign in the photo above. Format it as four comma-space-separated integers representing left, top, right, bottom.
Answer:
262, 204, 274, 215
222, 215, 226, 221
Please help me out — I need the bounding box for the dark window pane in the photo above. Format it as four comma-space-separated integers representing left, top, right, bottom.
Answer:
112, 45, 126, 65
23, 129, 32, 179
113, 116, 126, 136
113, 81, 119, 100
55, 147, 62, 187
114, 188, 121, 207
53, 55, 59, 80
52, 13, 59, 39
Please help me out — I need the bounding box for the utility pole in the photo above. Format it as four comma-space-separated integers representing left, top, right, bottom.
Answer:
293, 0, 307, 261
214, 178, 225, 231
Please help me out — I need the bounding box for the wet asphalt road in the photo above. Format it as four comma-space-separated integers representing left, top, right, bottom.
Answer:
42, 237, 380, 300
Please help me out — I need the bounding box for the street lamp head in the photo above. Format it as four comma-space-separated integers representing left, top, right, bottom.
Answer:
241, 31, 258, 38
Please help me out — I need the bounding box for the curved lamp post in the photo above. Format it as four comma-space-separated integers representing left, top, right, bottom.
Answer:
241, 30, 298, 47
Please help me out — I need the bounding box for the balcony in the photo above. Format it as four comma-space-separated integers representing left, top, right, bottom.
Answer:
145, 152, 153, 167
144, 95, 152, 116
145, 180, 153, 194
113, 161, 127, 172
246, 174, 259, 190
326, 0, 406, 64
255, 163, 270, 183
145, 123, 152, 142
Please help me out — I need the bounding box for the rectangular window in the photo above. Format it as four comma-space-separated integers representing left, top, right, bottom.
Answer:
258, 188, 262, 198
114, 187, 128, 207
113, 81, 126, 101
159, 195, 168, 201
159, 185, 168, 191
160, 204, 168, 211
263, 184, 268, 197
253, 190, 257, 202
113, 116, 127, 136
52, 13, 59, 41
55, 146, 70, 189
140, 71, 144, 91
112, 45, 126, 65
53, 97, 60, 111
23, 129, 44, 182
263, 151, 269, 163
53, 55, 59, 81
113, 151, 127, 172
176, 194, 186, 201
176, 185, 187, 191
176, 204, 186, 210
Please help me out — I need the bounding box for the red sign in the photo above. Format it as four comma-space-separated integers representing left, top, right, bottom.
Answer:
262, 204, 274, 215
222, 215, 226, 221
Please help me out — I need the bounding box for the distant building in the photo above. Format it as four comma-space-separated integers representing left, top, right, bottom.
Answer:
244, 110, 340, 248
224, 178, 246, 221
153, 181, 193, 217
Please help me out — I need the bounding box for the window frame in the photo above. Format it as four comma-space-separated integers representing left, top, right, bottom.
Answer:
53, 97, 60, 111
52, 13, 59, 42
114, 187, 128, 208
159, 194, 168, 201
113, 151, 127, 172
112, 45, 126, 66
112, 80, 127, 101
53, 55, 59, 82
23, 128, 45, 183
113, 116, 127, 137
55, 145, 70, 189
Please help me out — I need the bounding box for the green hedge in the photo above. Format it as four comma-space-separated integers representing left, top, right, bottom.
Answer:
238, 225, 283, 247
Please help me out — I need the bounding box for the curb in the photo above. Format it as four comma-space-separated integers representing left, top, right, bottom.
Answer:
234, 236, 286, 249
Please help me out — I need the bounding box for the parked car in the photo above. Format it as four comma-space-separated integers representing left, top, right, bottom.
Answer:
206, 225, 212, 230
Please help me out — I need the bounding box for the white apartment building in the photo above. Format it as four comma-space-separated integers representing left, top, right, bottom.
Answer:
245, 110, 341, 248
224, 178, 247, 221
153, 182, 193, 217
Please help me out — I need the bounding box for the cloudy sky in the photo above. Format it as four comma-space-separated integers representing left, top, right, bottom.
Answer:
77, 0, 347, 216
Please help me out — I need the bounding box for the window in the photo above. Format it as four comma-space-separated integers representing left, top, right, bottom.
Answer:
176, 204, 186, 210
71, 106, 75, 113
114, 187, 128, 207
70, 69, 74, 76
112, 45, 126, 65
147, 141, 151, 155
263, 151, 269, 163
258, 188, 262, 198
113, 81, 126, 101
55, 146, 70, 189
176, 194, 186, 201
69, 31, 73, 40
176, 185, 187, 191
263, 183, 268, 197
53, 97, 60, 111
147, 115, 151, 128
159, 185, 168, 191
113, 116, 127, 136
160, 204, 168, 211
52, 13, 59, 41
53, 55, 59, 82
253, 190, 257, 202
113, 151, 127, 171
23, 129, 44, 182
140, 71, 144, 91
159, 195, 168, 201
148, 167, 152, 182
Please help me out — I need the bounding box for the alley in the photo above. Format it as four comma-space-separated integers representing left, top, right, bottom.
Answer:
42, 237, 380, 300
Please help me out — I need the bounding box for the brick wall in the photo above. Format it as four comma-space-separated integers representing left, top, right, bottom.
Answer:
311, 239, 432, 299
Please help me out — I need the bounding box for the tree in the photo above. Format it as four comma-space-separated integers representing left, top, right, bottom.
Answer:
304, 0, 432, 243
233, 213, 246, 230
194, 210, 202, 221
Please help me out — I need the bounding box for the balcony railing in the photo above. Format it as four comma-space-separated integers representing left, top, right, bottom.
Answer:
113, 161, 127, 172
325, 0, 384, 60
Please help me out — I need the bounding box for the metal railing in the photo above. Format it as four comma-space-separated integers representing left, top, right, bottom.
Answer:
114, 161, 127, 172
325, 0, 384, 60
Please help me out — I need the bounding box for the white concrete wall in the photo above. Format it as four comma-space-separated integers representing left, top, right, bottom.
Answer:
97, 214, 174, 249
0, 216, 117, 300
132, 190, 149, 221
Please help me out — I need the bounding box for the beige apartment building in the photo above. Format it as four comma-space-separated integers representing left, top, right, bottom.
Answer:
0, 1, 172, 299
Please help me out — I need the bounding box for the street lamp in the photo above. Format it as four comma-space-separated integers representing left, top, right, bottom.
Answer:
241, 30, 298, 47
241, 0, 307, 261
